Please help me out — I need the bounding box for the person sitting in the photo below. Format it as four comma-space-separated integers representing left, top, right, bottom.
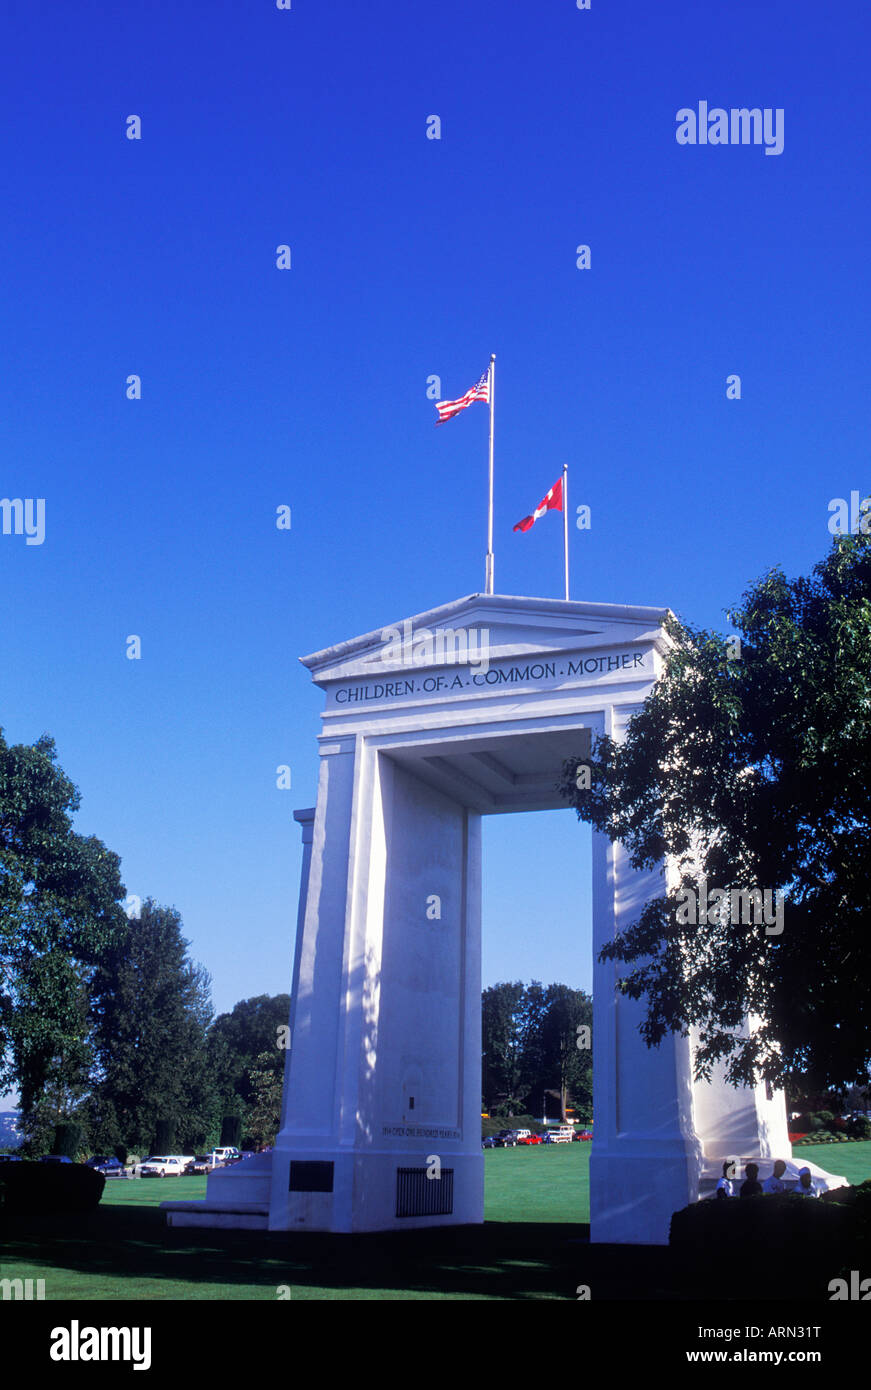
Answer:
715, 1160, 736, 1198
796, 1166, 819, 1197
764, 1158, 788, 1193
739, 1162, 763, 1198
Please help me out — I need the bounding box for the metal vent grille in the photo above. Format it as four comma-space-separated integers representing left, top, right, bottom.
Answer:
289, 1160, 334, 1193
395, 1166, 454, 1218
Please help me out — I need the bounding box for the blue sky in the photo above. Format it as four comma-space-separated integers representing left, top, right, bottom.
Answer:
1, 0, 868, 1068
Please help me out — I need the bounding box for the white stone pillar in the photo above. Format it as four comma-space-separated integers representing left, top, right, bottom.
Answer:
590, 828, 703, 1244
277, 808, 315, 1133
268, 739, 484, 1232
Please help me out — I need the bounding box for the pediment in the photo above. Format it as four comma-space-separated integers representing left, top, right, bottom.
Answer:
301, 593, 671, 685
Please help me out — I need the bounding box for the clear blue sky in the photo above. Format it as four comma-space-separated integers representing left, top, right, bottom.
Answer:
0, 1, 867, 1052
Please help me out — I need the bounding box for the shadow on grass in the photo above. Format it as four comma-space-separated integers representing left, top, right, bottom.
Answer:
0, 1204, 830, 1300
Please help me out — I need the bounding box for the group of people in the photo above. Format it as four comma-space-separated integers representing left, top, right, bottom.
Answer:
715, 1158, 819, 1198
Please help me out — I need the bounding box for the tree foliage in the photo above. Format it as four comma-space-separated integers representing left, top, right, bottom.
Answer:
244, 1049, 284, 1148
558, 531, 871, 1093
482, 980, 592, 1119
0, 731, 126, 1123
206, 993, 290, 1114
87, 899, 219, 1154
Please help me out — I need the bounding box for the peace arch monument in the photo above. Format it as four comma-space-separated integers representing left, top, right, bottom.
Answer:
164, 593, 843, 1244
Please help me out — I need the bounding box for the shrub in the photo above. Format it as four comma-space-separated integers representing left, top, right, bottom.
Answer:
0, 1161, 105, 1215
670, 1189, 861, 1291
482, 1114, 539, 1139
51, 1123, 83, 1160
220, 1115, 242, 1149
153, 1119, 175, 1153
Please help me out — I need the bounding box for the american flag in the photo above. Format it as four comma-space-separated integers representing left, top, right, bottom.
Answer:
434, 369, 490, 425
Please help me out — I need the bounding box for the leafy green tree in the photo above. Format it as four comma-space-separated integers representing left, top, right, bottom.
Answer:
0, 731, 126, 1129
482, 981, 592, 1120
519, 982, 592, 1121
243, 1049, 284, 1148
542, 984, 592, 1122
481, 981, 526, 1112
87, 900, 219, 1154
559, 530, 871, 1093
206, 993, 291, 1115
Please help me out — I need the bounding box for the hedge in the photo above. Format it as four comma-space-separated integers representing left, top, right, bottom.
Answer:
0, 1161, 105, 1216
670, 1181, 871, 1271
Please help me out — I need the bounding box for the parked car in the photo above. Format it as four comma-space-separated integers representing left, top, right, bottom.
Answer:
85, 1155, 124, 1173
548, 1127, 574, 1144
100, 1160, 129, 1178
492, 1130, 518, 1147
482, 1136, 498, 1149
513, 1129, 532, 1142
517, 1133, 544, 1145
209, 1146, 241, 1166
140, 1155, 194, 1177
0, 1153, 24, 1162
39, 1154, 73, 1164
575, 1130, 593, 1141
186, 1155, 216, 1174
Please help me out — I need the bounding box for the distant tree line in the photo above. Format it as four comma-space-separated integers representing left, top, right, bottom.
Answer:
482, 981, 593, 1122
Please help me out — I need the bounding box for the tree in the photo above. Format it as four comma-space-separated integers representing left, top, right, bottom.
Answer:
87, 900, 219, 1154
541, 984, 592, 1122
519, 982, 592, 1121
244, 1050, 284, 1148
0, 731, 126, 1128
481, 981, 592, 1120
206, 993, 291, 1116
481, 981, 526, 1113
558, 530, 871, 1093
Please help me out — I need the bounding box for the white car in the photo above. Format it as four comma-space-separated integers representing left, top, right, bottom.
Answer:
209, 1147, 241, 1166
548, 1127, 574, 1143
139, 1155, 194, 1178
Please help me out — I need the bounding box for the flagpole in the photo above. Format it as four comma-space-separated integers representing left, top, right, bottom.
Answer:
485, 353, 495, 595
563, 463, 569, 601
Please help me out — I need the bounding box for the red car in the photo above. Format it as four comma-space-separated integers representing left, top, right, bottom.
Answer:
517, 1133, 544, 1145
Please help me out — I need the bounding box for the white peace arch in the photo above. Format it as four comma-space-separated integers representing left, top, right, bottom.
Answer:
165, 594, 844, 1243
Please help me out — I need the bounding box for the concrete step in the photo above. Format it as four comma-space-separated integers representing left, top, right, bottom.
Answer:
161, 1199, 270, 1230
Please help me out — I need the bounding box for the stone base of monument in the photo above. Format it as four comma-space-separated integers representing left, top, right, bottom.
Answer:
590, 1143, 704, 1245
161, 1149, 486, 1233
163, 1152, 272, 1230
266, 1148, 485, 1233
162, 1147, 849, 1236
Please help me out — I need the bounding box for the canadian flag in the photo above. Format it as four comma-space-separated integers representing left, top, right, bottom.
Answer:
513, 476, 563, 532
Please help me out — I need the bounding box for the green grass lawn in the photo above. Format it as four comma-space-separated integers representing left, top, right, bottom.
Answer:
1, 1142, 869, 1301
790, 1142, 871, 1186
